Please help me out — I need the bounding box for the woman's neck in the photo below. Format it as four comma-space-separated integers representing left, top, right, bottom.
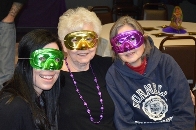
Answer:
63, 57, 90, 72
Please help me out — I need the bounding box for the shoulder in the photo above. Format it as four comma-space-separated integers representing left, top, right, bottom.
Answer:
152, 52, 185, 78
90, 55, 113, 76
0, 93, 31, 115
91, 55, 113, 68
149, 45, 177, 67
0, 93, 35, 129
106, 59, 122, 81
160, 53, 178, 65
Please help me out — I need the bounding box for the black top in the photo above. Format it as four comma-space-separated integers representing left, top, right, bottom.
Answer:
0, 0, 26, 21
58, 55, 116, 130
0, 92, 35, 130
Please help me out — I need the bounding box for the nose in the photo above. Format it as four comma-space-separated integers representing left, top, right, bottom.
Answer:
44, 59, 56, 70
123, 42, 133, 52
78, 39, 89, 50
48, 63, 55, 70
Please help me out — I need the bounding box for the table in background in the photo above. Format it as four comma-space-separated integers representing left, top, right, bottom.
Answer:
96, 20, 196, 57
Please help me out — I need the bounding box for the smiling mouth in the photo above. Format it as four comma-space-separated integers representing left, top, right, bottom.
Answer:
78, 53, 89, 56
39, 74, 54, 80
125, 52, 135, 56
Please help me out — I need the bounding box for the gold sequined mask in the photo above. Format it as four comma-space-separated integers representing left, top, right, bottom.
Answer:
64, 30, 98, 50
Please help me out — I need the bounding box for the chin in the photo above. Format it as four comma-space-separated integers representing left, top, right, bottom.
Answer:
78, 56, 92, 61
42, 86, 53, 91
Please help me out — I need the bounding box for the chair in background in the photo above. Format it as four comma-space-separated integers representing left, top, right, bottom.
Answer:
142, 3, 168, 20
89, 6, 114, 25
112, 0, 140, 21
159, 36, 196, 90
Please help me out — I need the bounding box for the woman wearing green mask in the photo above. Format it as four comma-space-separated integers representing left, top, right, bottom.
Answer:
0, 29, 64, 130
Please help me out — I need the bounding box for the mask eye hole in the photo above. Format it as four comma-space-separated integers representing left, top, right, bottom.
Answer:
39, 57, 46, 62
86, 37, 93, 42
71, 37, 78, 42
55, 58, 60, 62
116, 42, 122, 47
130, 37, 136, 41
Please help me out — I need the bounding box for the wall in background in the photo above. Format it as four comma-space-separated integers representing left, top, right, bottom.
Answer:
65, 0, 113, 9
65, 0, 196, 22
166, 0, 196, 22
179, 0, 196, 22
16, 0, 66, 27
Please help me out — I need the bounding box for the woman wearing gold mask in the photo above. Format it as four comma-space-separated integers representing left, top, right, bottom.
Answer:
57, 7, 116, 129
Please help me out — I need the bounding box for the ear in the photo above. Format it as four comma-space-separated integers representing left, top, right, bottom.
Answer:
61, 41, 67, 52
143, 43, 146, 49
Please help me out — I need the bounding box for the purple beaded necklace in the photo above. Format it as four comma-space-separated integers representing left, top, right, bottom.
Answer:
65, 58, 104, 124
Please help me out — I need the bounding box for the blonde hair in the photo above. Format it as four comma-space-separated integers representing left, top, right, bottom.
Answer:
58, 7, 102, 41
110, 16, 152, 60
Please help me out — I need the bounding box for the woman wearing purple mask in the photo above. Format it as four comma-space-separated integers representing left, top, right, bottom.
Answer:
106, 16, 195, 130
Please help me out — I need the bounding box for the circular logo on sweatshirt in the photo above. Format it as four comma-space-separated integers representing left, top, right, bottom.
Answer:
142, 95, 168, 121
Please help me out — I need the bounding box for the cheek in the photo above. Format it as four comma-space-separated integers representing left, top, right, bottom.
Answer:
33, 69, 41, 86
118, 53, 124, 57
136, 45, 145, 54
67, 49, 77, 56
89, 46, 97, 52
52, 71, 60, 84
33, 69, 40, 79
54, 70, 60, 77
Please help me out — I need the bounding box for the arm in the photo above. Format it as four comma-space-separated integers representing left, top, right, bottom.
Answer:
190, 90, 195, 105
106, 70, 140, 130
165, 56, 195, 129
0, 1, 25, 88
2, 2, 23, 23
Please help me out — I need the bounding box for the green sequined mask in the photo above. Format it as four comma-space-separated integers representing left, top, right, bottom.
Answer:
30, 48, 64, 70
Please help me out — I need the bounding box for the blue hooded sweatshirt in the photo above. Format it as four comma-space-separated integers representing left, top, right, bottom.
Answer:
106, 37, 195, 130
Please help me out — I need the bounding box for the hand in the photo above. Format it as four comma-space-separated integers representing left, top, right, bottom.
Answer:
190, 90, 195, 105
2, 2, 23, 23
2, 15, 15, 23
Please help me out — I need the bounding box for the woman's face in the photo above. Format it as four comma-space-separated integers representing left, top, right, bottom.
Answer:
117, 24, 145, 67
33, 42, 61, 95
65, 23, 97, 67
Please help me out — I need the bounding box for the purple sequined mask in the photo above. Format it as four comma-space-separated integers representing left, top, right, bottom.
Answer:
111, 30, 144, 53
